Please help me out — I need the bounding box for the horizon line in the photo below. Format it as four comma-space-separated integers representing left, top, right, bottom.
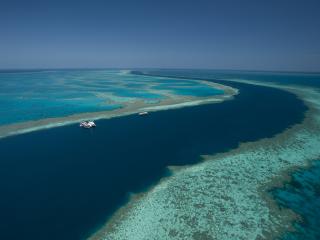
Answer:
0, 67, 319, 75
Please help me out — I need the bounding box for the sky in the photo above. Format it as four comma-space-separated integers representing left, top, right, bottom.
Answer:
0, 0, 320, 72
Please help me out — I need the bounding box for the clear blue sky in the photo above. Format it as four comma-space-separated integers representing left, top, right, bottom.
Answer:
1, 0, 320, 71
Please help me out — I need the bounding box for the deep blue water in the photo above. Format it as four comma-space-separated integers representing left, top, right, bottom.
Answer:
273, 161, 320, 240
142, 69, 320, 240
0, 70, 308, 239
140, 69, 320, 88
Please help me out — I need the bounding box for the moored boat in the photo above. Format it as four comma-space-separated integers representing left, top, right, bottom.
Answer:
138, 111, 149, 116
80, 121, 96, 128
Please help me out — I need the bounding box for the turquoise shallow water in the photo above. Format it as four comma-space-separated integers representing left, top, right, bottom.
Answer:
0, 70, 308, 240
273, 161, 320, 240
152, 85, 223, 96
0, 69, 223, 126
136, 69, 320, 240
2, 69, 320, 240
0, 96, 120, 125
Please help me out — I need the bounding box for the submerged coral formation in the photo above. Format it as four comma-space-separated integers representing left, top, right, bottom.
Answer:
90, 82, 320, 240
0, 70, 237, 139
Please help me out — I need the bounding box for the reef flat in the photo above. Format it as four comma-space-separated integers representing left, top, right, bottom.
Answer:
0, 70, 237, 139
273, 160, 320, 240
89, 80, 320, 240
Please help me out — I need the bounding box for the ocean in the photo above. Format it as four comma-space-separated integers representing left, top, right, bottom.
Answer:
0, 69, 223, 126
143, 69, 320, 240
0, 69, 317, 239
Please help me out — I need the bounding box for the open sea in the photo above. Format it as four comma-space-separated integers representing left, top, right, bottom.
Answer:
0, 69, 319, 239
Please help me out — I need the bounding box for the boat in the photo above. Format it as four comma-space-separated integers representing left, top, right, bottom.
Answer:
138, 111, 149, 116
80, 121, 96, 128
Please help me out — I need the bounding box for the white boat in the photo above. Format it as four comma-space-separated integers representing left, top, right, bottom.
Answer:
138, 111, 149, 116
80, 121, 96, 128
